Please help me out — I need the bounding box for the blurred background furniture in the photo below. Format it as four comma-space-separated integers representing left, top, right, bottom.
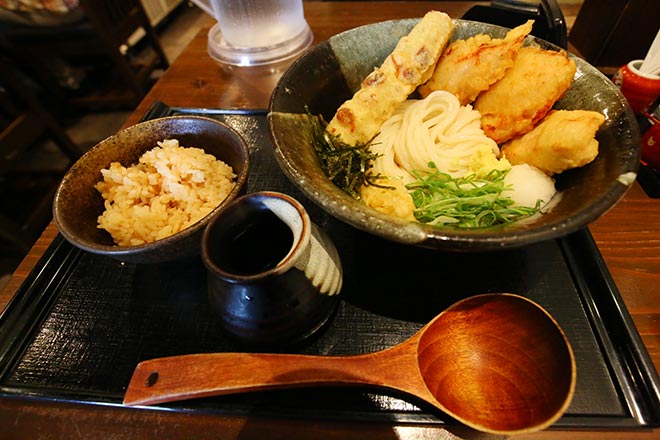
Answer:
0, 57, 80, 255
0, 1, 198, 288
0, 0, 170, 111
569, 0, 660, 75
140, 0, 184, 26
461, 0, 567, 48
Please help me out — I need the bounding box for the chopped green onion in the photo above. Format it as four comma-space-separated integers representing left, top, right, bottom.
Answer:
407, 163, 541, 228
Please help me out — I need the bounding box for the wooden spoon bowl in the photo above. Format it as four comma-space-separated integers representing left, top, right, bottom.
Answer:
124, 293, 576, 435
416, 293, 576, 433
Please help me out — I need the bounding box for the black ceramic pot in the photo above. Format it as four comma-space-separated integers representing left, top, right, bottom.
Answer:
202, 191, 342, 347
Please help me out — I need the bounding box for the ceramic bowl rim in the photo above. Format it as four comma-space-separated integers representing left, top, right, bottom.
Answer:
53, 115, 250, 259
268, 18, 641, 251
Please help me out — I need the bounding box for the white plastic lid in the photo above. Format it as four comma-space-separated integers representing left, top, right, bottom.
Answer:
207, 22, 313, 66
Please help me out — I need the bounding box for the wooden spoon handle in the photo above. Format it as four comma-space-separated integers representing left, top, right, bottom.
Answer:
123, 351, 388, 406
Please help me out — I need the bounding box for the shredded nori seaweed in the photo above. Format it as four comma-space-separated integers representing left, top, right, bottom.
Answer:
307, 111, 385, 199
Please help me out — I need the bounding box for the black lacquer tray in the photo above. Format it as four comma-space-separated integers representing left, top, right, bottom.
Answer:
1, 103, 659, 430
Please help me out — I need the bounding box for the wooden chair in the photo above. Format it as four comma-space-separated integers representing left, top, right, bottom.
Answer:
2, 0, 170, 111
0, 57, 81, 254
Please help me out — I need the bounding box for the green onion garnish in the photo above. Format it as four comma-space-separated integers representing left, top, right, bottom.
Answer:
407, 163, 541, 228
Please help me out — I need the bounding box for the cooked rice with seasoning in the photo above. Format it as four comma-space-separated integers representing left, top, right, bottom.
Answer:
95, 139, 236, 246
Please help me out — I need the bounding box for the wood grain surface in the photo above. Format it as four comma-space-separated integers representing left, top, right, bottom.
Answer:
1, 2, 659, 439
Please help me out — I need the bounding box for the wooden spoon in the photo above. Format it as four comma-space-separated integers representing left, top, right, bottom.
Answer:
123, 293, 576, 435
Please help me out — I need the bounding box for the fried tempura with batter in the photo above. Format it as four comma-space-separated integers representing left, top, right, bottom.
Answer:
326, 11, 454, 146
360, 178, 416, 221
419, 20, 533, 105
474, 46, 577, 144
501, 110, 605, 175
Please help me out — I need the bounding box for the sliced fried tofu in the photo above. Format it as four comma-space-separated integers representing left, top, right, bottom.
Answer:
474, 46, 576, 144
501, 110, 605, 175
419, 20, 533, 105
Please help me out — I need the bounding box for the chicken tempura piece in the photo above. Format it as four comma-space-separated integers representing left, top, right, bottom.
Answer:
474, 46, 577, 144
419, 20, 533, 105
326, 11, 454, 146
360, 178, 416, 221
501, 110, 605, 175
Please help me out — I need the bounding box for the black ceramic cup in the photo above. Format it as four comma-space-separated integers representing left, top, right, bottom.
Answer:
201, 191, 342, 347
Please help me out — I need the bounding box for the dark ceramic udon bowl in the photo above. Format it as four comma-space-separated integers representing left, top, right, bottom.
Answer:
53, 116, 250, 263
268, 19, 641, 251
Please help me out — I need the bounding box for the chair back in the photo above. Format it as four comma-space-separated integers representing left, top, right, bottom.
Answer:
78, 0, 157, 47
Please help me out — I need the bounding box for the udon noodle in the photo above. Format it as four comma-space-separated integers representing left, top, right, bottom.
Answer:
368, 90, 508, 184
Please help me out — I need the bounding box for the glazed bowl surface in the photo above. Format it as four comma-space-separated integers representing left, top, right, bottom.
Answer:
268, 18, 640, 251
53, 116, 250, 263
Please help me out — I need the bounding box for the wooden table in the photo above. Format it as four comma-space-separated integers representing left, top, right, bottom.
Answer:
2, 2, 659, 439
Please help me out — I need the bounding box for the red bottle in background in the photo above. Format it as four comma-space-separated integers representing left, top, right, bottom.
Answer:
613, 60, 660, 115
642, 113, 660, 171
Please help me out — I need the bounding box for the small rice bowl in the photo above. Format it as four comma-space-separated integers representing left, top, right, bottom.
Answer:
95, 139, 236, 246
